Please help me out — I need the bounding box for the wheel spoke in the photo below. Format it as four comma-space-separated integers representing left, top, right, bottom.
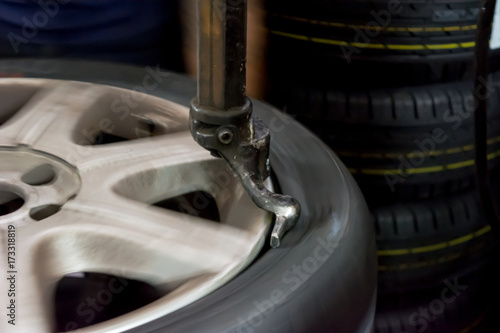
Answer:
0, 79, 45, 147
21, 198, 263, 293
0, 224, 57, 332
75, 131, 209, 173
1, 81, 106, 148
72, 132, 223, 207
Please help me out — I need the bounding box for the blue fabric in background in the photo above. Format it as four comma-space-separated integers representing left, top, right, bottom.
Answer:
0, 0, 183, 71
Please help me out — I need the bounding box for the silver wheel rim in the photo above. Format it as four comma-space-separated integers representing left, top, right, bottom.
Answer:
0, 79, 270, 332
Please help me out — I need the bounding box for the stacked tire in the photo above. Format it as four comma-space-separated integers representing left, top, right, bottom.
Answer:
266, 0, 499, 89
265, 0, 500, 331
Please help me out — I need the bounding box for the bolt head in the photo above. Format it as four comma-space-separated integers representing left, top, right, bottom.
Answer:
218, 128, 234, 144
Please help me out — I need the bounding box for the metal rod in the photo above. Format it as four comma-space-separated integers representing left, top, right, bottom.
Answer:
197, 0, 248, 111
474, 0, 500, 232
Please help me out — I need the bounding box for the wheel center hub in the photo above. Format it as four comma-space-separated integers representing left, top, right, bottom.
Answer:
0, 147, 80, 224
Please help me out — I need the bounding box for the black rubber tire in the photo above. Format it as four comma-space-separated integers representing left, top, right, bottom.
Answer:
266, 0, 500, 88
269, 0, 482, 26
282, 73, 500, 127
374, 191, 497, 293
269, 76, 500, 201
375, 255, 499, 333
0, 59, 377, 333
315, 120, 500, 202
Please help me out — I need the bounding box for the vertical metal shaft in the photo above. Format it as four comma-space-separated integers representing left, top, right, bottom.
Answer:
197, 0, 248, 111
191, 0, 301, 248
